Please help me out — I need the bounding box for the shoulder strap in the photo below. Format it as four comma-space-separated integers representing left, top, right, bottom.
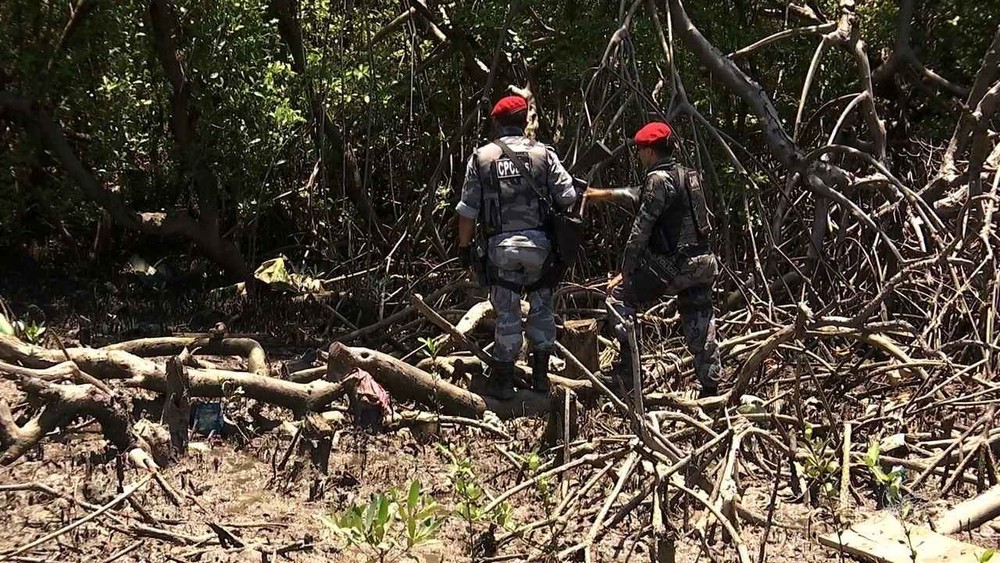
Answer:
474, 149, 484, 220
494, 139, 550, 205
674, 165, 705, 241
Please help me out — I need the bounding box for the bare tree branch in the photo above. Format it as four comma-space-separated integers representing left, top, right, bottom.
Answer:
667, 0, 799, 166
728, 22, 835, 59
46, 0, 97, 72
267, 0, 378, 228
871, 0, 969, 99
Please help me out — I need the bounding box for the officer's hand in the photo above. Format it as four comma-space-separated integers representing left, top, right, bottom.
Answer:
583, 187, 609, 203
607, 273, 623, 295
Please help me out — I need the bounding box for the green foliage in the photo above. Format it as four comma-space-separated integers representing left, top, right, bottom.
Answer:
14, 320, 46, 345
418, 337, 442, 361
863, 440, 906, 505
798, 424, 840, 501
979, 548, 996, 562
319, 480, 446, 562
438, 444, 512, 529
399, 480, 448, 549
513, 450, 555, 509
1, 0, 996, 273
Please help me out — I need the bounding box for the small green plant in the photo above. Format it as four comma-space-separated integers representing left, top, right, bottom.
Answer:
398, 481, 448, 549
439, 444, 511, 528
14, 320, 46, 345
863, 440, 906, 505
516, 450, 555, 510
438, 444, 513, 557
799, 425, 840, 501
418, 337, 442, 361
979, 548, 996, 562
320, 480, 447, 563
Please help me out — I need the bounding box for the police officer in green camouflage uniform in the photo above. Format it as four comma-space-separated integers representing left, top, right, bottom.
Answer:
456, 95, 577, 400
606, 121, 722, 398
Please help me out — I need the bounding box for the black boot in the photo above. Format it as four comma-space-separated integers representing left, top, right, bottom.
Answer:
532, 350, 551, 393
697, 384, 719, 399
486, 362, 515, 401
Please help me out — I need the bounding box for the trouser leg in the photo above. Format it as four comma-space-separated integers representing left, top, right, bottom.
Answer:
607, 283, 637, 374
525, 287, 555, 391
678, 285, 721, 392
607, 267, 667, 383
490, 284, 523, 363
524, 287, 555, 352
606, 282, 642, 395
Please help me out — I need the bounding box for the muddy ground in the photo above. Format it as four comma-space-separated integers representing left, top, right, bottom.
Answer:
1, 260, 998, 562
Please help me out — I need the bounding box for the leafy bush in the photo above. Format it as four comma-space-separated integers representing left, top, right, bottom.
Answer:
320, 480, 447, 563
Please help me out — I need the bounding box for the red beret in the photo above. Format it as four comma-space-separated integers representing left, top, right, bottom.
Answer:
633, 122, 673, 146
491, 96, 528, 118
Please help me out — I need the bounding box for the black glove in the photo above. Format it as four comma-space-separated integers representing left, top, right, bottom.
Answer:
458, 245, 473, 268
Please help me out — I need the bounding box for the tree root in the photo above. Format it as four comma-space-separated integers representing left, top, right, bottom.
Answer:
102, 336, 268, 376
0, 362, 153, 468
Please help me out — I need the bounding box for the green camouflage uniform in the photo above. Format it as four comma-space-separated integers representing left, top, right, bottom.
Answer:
607, 158, 721, 392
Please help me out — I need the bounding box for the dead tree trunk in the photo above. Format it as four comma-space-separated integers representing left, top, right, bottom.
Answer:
561, 319, 600, 379
0, 93, 249, 278
161, 357, 190, 457
147, 0, 249, 278
327, 342, 486, 418
0, 335, 346, 416
103, 337, 269, 377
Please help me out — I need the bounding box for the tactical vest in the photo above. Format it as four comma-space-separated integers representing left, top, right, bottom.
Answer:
649, 163, 712, 256
474, 136, 550, 235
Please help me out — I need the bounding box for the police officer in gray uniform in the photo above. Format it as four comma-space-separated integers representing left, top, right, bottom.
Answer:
606, 121, 722, 398
456, 95, 577, 400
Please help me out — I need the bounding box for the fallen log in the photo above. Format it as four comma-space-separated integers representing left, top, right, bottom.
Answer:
129, 368, 346, 416
435, 300, 494, 355
0, 334, 346, 415
328, 342, 486, 418
417, 354, 593, 402
417, 355, 485, 380
103, 336, 269, 376
327, 343, 578, 419
288, 366, 327, 383
820, 513, 988, 562
412, 295, 595, 395
433, 300, 530, 355
934, 484, 1000, 534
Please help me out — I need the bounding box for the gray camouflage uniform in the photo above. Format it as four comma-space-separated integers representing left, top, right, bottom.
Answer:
457, 126, 577, 363
607, 158, 722, 391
